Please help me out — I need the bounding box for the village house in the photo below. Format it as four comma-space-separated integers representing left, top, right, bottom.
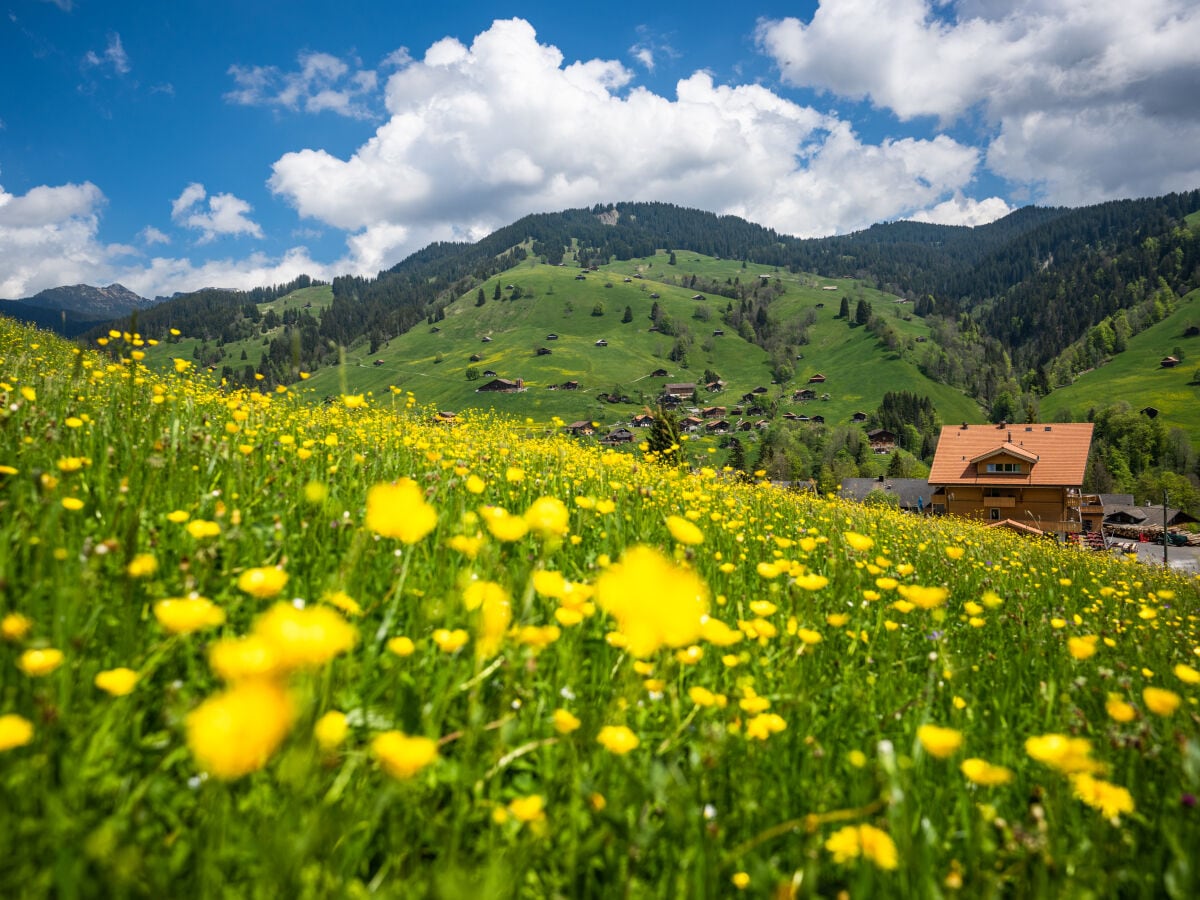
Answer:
793, 388, 817, 401
631, 414, 655, 428
594, 339, 608, 347
867, 428, 897, 454
536, 347, 552, 356
565, 421, 595, 436
482, 370, 497, 378
1160, 356, 1180, 368
840, 477, 934, 513
705, 380, 726, 392
650, 368, 669, 378
850, 411, 868, 423
701, 406, 726, 418
927, 422, 1094, 537
705, 419, 730, 434
476, 378, 524, 393
601, 428, 634, 444
807, 373, 827, 384
680, 416, 703, 432
662, 383, 697, 400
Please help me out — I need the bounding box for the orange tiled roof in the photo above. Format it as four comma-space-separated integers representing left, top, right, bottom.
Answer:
928, 423, 1093, 487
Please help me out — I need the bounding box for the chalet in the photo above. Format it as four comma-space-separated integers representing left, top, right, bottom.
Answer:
482, 336, 493, 343
867, 428, 897, 454
850, 411, 868, 423
595, 339, 608, 347
662, 383, 697, 400
651, 368, 669, 378
782, 412, 801, 421
601, 428, 634, 444
469, 353, 483, 362
631, 414, 655, 428
482, 370, 497, 377
754, 419, 770, 430
705, 380, 726, 393
634, 273, 644, 279
546, 333, 559, 340
808, 373, 827, 384
575, 274, 587, 281
373, 359, 385, 367
712, 329, 725, 336
822, 285, 838, 291
701, 406, 726, 418
434, 411, 457, 423
815, 303, 824, 309
927, 422, 1094, 537
793, 389, 817, 401
740, 392, 757, 403
649, 293, 660, 299
692, 294, 706, 301
1161, 356, 1180, 368
536, 347, 552, 356
431, 326, 441, 333
795, 415, 811, 423
738, 421, 754, 431
565, 421, 595, 436
809, 415, 825, 424
752, 386, 769, 394
730, 406, 743, 416
623, 277, 632, 283
476, 378, 524, 393
560, 381, 580, 391
1186, 325, 1200, 337
680, 416, 703, 433
705, 420, 730, 434
1140, 407, 1159, 418
841, 477, 935, 513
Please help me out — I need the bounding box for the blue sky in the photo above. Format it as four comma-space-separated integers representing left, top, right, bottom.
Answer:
2, 0, 1198, 299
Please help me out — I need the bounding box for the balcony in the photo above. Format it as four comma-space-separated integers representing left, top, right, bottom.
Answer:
983, 496, 1017, 508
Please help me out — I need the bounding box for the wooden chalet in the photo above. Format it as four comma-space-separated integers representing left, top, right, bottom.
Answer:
851, 411, 868, 422
601, 428, 634, 444
793, 388, 817, 401
680, 416, 703, 432
565, 421, 595, 436
1161, 356, 1180, 368
927, 423, 1094, 537
807, 373, 827, 384
631, 414, 655, 428
594, 339, 608, 347
662, 383, 696, 400
651, 368, 669, 378
701, 406, 726, 419
705, 420, 731, 434
536, 347, 552, 356
867, 428, 897, 454
476, 378, 524, 393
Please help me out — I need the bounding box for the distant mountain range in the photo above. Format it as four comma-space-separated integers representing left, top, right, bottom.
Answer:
0, 283, 154, 336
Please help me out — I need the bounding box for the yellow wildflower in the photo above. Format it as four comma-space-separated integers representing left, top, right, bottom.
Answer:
126, 553, 158, 578
0, 714, 35, 752
917, 724, 964, 759
1070, 773, 1135, 820
665, 515, 704, 545
237, 566, 289, 599
524, 496, 570, 538
1025, 734, 1102, 774
2, 613, 33, 642
154, 597, 226, 635
372, 731, 438, 779
595, 545, 709, 657
825, 824, 898, 870
314, 711, 349, 750
186, 680, 295, 780
387, 636, 416, 657
1068, 635, 1099, 660
597, 724, 640, 755
94, 667, 138, 696
1143, 686, 1181, 717
365, 479, 438, 543
251, 603, 357, 671
553, 709, 582, 734
960, 758, 1013, 786
17, 648, 64, 677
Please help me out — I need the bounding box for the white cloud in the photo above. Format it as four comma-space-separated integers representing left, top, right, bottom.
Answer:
268, 17, 988, 272
170, 183, 264, 243
83, 32, 130, 75
139, 226, 170, 246
0, 177, 331, 299
907, 194, 1014, 227
756, 0, 1200, 203
226, 50, 381, 120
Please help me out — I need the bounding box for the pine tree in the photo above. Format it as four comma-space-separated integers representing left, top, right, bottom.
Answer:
838, 296, 850, 319
476, 289, 486, 307
647, 406, 683, 466
622, 305, 633, 323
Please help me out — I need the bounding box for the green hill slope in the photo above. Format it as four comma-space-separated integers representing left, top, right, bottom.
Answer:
1040, 289, 1200, 440
295, 254, 980, 428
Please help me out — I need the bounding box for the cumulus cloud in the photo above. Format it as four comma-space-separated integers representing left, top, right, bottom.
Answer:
226, 51, 380, 119
0, 178, 331, 299
170, 183, 264, 243
756, 0, 1200, 203
907, 194, 1015, 227
82, 32, 130, 75
139, 226, 170, 246
268, 17, 994, 272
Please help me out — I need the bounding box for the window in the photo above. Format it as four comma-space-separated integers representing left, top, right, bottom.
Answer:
986, 462, 1021, 473
990, 508, 1000, 520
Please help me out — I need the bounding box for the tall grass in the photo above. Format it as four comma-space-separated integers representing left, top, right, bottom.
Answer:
1, 319, 1198, 898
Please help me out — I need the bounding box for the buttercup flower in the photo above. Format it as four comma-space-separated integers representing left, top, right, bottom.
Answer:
0, 714, 34, 752
372, 731, 438, 779
94, 667, 139, 696
186, 680, 295, 779
366, 479, 438, 543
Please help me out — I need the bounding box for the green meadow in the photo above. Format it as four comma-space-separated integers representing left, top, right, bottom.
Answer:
1, 316, 1199, 897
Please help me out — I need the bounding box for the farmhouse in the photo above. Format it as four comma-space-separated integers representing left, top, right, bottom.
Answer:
594, 339, 608, 347
631, 414, 654, 428
1160, 356, 1180, 368
469, 354, 483, 362
793, 388, 817, 401
536, 347, 552, 356
705, 380, 726, 393
601, 428, 634, 444
565, 421, 595, 436
546, 333, 559, 340
482, 370, 497, 378
851, 411, 868, 423
680, 416, 703, 432
808, 373, 827, 384
809, 415, 825, 424
867, 428, 897, 454
701, 406, 726, 418
662, 383, 697, 400
476, 378, 524, 393
705, 420, 730, 434
927, 423, 1094, 537
650, 368, 669, 378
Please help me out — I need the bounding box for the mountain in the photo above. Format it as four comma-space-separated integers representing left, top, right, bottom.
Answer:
0, 283, 155, 336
